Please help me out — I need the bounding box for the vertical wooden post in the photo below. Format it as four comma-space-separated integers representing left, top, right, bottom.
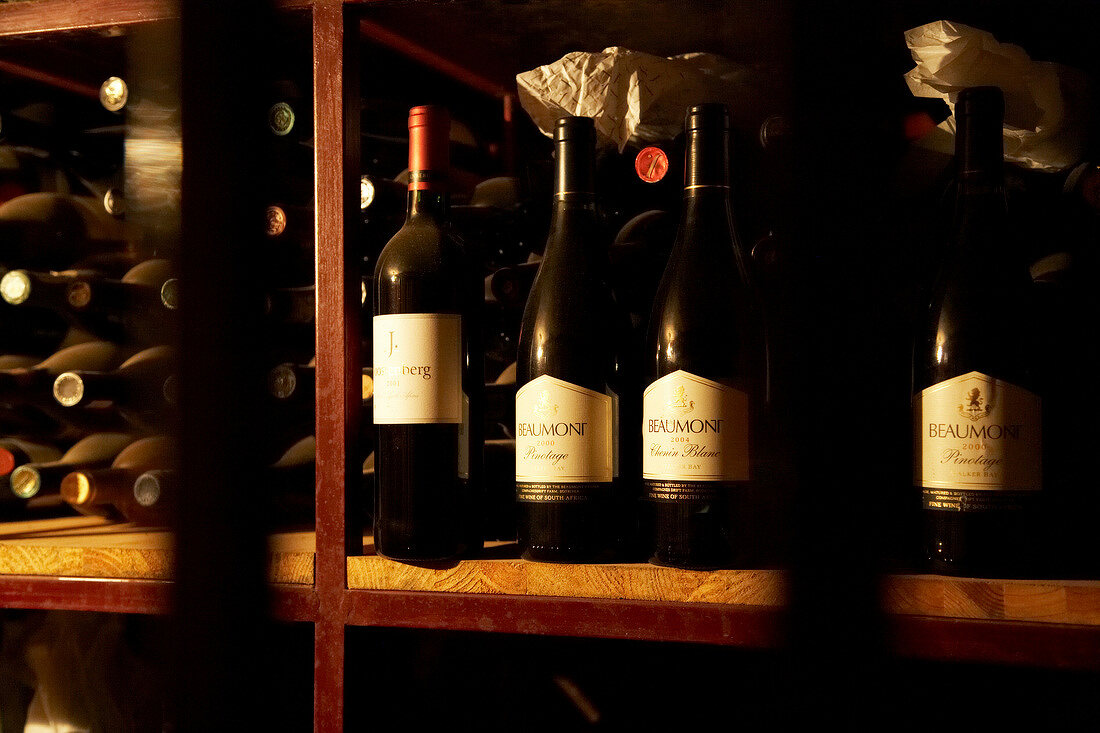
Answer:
313, 0, 361, 730
176, 0, 276, 727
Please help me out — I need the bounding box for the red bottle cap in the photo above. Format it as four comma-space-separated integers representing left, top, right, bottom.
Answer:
635, 146, 669, 183
408, 105, 450, 191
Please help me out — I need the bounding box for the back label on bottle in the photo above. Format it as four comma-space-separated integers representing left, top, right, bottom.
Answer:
515, 375, 613, 488
914, 371, 1041, 497
642, 370, 749, 482
373, 313, 462, 424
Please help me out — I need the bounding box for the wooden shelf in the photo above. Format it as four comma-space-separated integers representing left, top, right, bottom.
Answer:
0, 516, 314, 585
349, 541, 1100, 626
338, 539, 1100, 667
348, 541, 786, 606
886, 574, 1100, 626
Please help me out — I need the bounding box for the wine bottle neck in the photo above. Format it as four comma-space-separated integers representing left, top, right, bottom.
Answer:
684, 127, 730, 191
677, 188, 736, 241
406, 189, 447, 221
953, 87, 1007, 217
542, 199, 602, 267
53, 371, 127, 407
61, 467, 142, 507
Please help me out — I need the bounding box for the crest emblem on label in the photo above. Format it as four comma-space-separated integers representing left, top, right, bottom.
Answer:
915, 371, 1041, 491
643, 370, 749, 482
958, 387, 994, 421
515, 375, 614, 484
533, 390, 558, 418
667, 385, 694, 416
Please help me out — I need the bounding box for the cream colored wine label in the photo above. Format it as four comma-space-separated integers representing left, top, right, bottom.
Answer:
372, 313, 462, 424
914, 371, 1041, 491
642, 370, 749, 481
515, 375, 614, 483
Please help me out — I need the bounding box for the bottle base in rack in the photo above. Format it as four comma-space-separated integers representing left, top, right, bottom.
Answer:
923, 504, 1046, 579
374, 546, 461, 565
645, 493, 756, 571
517, 500, 623, 564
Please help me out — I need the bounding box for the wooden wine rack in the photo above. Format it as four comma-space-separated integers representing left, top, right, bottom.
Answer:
0, 1, 1098, 730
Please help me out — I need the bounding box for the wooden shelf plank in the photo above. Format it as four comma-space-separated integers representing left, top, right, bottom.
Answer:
0, 516, 314, 585
347, 539, 1100, 628
884, 574, 1100, 626
347, 541, 786, 606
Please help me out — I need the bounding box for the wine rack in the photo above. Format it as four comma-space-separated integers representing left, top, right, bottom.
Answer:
1, 1, 1098, 730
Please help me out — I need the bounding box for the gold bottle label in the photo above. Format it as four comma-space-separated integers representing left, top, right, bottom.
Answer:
642, 370, 749, 482
914, 371, 1042, 494
372, 313, 462, 424
515, 375, 614, 484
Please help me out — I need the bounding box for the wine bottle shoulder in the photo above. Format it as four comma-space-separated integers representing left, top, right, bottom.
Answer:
373, 222, 468, 315
917, 255, 1036, 391
373, 221, 464, 276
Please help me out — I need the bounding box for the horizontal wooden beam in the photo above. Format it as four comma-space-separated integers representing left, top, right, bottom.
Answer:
343, 589, 787, 647
0, 574, 170, 614
0, 0, 175, 37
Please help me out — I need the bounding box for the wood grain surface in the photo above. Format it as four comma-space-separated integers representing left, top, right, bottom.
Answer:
348, 540, 1100, 625
0, 516, 314, 584
347, 541, 789, 606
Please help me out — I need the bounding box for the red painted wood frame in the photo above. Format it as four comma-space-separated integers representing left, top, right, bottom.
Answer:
313, 1, 360, 729
0, 1, 1097, 730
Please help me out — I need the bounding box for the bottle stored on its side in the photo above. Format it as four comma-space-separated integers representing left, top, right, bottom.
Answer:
372, 105, 482, 562
9, 432, 134, 503
0, 301, 72, 357
0, 192, 128, 270
913, 87, 1044, 578
0, 340, 126, 408
515, 116, 633, 562
52, 345, 177, 431
0, 438, 62, 516
642, 104, 765, 569
60, 434, 175, 523
0, 259, 175, 345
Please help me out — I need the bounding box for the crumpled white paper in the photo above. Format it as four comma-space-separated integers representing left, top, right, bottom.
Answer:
904, 20, 1087, 171
516, 47, 767, 151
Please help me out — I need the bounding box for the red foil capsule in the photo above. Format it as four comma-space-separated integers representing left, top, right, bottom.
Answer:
0, 448, 14, 477
635, 146, 669, 183
407, 105, 450, 192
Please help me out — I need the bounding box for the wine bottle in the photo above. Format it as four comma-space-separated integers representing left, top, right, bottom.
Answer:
0, 438, 62, 494
488, 261, 539, 308
642, 104, 765, 569
60, 434, 175, 522
0, 340, 127, 408
372, 105, 482, 562
913, 87, 1044, 578
9, 431, 134, 501
0, 192, 128, 270
0, 304, 72, 361
130, 468, 175, 518
0, 260, 176, 345
0, 354, 43, 370
0, 438, 65, 518
52, 345, 176, 431
515, 116, 633, 562
264, 285, 315, 326
99, 76, 130, 113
